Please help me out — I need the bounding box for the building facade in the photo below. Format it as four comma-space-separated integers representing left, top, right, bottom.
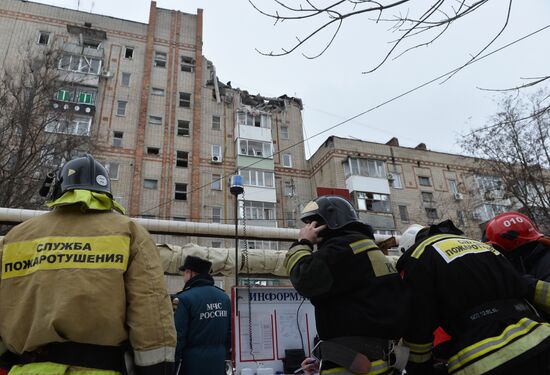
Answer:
0, 0, 312, 248
309, 136, 515, 239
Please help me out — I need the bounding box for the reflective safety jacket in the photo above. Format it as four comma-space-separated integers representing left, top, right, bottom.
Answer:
284, 223, 409, 373
0, 205, 176, 372
396, 224, 550, 375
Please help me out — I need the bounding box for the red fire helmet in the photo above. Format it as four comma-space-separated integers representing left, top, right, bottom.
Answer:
484, 212, 543, 252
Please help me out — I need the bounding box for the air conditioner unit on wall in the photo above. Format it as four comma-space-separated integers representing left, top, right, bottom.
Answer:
454, 193, 464, 200
211, 155, 222, 163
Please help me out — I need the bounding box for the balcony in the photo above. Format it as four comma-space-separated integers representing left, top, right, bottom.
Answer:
52, 87, 97, 116
57, 43, 104, 86
346, 175, 390, 195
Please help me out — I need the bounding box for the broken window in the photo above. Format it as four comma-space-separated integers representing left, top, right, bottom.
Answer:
38, 31, 50, 45
148, 116, 162, 126
113, 131, 123, 147
356, 192, 391, 213
124, 47, 134, 59
239, 140, 272, 158
147, 147, 160, 155
180, 56, 195, 72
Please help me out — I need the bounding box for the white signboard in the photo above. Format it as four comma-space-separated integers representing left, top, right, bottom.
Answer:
232, 286, 317, 374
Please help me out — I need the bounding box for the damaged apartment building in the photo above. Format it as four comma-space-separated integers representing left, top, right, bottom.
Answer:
0, 0, 312, 249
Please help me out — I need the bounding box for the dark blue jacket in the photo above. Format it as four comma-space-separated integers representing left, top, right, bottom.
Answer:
174, 274, 231, 375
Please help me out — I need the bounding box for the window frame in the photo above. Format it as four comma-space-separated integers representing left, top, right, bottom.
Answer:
212, 207, 222, 223
211, 174, 222, 190
418, 176, 431, 186
398, 205, 409, 222
146, 147, 160, 155
38, 31, 51, 45
143, 178, 158, 189
154, 51, 167, 68
121, 72, 131, 87
356, 192, 391, 213
282, 153, 292, 168
105, 162, 119, 180
113, 131, 123, 147
116, 100, 127, 116
179, 92, 191, 108
176, 151, 189, 168
212, 115, 221, 131
124, 46, 134, 60
425, 207, 439, 219
421, 191, 434, 203
151, 87, 165, 96
177, 120, 190, 136
148, 115, 163, 126
175, 183, 188, 201
280, 125, 289, 140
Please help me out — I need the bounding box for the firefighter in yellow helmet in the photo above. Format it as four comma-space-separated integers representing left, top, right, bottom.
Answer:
0, 154, 176, 375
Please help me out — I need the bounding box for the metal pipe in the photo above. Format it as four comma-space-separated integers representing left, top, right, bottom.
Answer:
0, 207, 397, 243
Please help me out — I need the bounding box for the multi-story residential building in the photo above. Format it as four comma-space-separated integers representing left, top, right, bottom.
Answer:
308, 136, 515, 239
0, 0, 312, 247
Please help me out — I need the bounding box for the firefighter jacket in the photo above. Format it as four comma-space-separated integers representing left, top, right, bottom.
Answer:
396, 221, 550, 375
0, 204, 176, 373
174, 274, 230, 375
284, 223, 410, 342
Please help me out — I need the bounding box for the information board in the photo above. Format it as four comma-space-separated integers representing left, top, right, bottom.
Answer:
232, 286, 317, 374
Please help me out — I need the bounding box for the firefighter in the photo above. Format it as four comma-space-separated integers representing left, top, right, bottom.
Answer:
397, 220, 550, 375
484, 211, 550, 320
0, 154, 176, 375
284, 195, 410, 375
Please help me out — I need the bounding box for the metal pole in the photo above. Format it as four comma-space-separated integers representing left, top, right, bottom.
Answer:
234, 196, 239, 287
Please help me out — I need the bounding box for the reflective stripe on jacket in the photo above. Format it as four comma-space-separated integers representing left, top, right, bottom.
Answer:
0, 205, 176, 365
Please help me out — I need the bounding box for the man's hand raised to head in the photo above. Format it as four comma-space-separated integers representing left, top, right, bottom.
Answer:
298, 221, 327, 245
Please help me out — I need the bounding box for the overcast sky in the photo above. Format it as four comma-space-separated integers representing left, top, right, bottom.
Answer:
34, 0, 550, 158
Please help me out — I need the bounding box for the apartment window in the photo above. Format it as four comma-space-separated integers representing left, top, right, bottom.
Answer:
212, 115, 221, 130
239, 140, 272, 158
356, 192, 391, 213
105, 162, 119, 180
212, 207, 222, 223
58, 54, 101, 75
280, 126, 289, 140
124, 47, 134, 59
56, 89, 73, 102
286, 212, 296, 228
421, 191, 434, 202
78, 91, 94, 105
177, 120, 190, 136
237, 111, 271, 128
116, 101, 127, 116
343, 158, 386, 178
476, 175, 503, 191
211, 241, 222, 248
418, 176, 431, 186
243, 202, 275, 221
179, 92, 191, 108
390, 173, 403, 189
180, 56, 195, 72
146, 147, 160, 155
211, 174, 222, 190
38, 31, 50, 45
399, 205, 409, 222
426, 207, 438, 219
121, 72, 131, 87
284, 181, 294, 197
148, 116, 162, 126
151, 87, 165, 96
154, 51, 167, 68
144, 179, 158, 189
45, 117, 91, 136
175, 183, 187, 200
448, 179, 458, 194
282, 154, 292, 168
172, 217, 187, 221
113, 131, 123, 147
240, 169, 274, 188
211, 145, 222, 163
176, 151, 188, 168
